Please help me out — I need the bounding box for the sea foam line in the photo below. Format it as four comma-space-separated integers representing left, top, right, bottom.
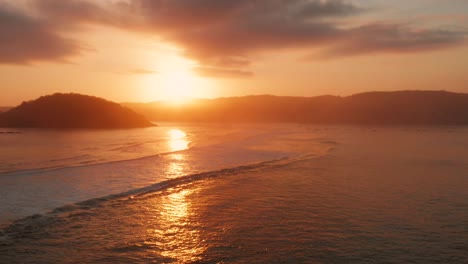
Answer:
0, 149, 333, 232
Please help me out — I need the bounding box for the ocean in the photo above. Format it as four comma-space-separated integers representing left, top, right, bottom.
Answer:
0, 124, 467, 263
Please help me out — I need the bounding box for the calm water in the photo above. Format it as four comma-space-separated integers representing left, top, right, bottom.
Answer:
1, 124, 467, 263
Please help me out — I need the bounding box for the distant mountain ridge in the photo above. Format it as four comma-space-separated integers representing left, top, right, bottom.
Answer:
3, 91, 468, 127
0, 93, 154, 128
125, 90, 468, 125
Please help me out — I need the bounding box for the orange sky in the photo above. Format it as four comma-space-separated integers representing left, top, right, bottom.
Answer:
1, 0, 467, 105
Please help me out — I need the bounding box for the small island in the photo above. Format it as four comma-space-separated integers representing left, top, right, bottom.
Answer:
0, 93, 155, 129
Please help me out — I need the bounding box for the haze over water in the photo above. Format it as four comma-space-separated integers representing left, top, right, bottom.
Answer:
1, 124, 467, 263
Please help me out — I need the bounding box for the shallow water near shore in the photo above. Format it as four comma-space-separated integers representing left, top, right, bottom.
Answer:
1, 124, 468, 263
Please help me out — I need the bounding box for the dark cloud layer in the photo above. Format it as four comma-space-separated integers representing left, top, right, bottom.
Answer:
296, 0, 361, 18
128, 0, 353, 69
35, 0, 107, 24
0, 4, 80, 64
125, 0, 465, 77
0, 0, 465, 77
322, 23, 466, 57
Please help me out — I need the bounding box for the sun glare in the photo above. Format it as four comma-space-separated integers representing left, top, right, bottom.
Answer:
168, 129, 189, 151
141, 51, 216, 104
169, 129, 187, 139
160, 69, 195, 105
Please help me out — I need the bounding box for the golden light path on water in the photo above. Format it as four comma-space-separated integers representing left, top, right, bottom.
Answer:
152, 189, 206, 262
166, 153, 187, 178
168, 129, 189, 152
148, 128, 205, 262
166, 129, 190, 178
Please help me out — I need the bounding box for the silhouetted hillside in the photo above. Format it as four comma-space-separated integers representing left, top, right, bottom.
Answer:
125, 91, 468, 125
0, 93, 154, 128
0, 107, 11, 113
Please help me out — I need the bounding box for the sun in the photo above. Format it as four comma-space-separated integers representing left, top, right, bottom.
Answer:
141, 52, 217, 104
160, 69, 195, 105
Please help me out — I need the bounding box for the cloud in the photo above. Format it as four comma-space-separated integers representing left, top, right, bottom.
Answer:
2, 0, 466, 75
123, 0, 355, 76
119, 0, 466, 75
295, 0, 362, 18
194, 66, 254, 79
0, 4, 81, 64
34, 0, 124, 26
317, 23, 466, 58
131, 0, 351, 52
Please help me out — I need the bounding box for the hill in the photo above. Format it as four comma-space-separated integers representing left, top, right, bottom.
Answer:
0, 93, 154, 129
125, 90, 468, 125
0, 107, 11, 113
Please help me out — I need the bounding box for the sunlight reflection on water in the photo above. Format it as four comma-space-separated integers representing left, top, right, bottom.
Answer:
168, 129, 189, 152
166, 129, 190, 178
147, 129, 205, 261
152, 189, 206, 262
166, 153, 188, 178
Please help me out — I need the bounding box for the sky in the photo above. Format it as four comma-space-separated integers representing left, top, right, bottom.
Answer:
0, 0, 467, 105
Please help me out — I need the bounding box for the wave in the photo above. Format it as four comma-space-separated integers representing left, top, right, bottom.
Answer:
0, 135, 323, 177
0, 147, 190, 177
48, 154, 92, 162
0, 131, 21, 134
0, 149, 332, 231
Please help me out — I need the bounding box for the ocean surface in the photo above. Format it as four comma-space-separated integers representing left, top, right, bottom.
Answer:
0, 124, 467, 263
